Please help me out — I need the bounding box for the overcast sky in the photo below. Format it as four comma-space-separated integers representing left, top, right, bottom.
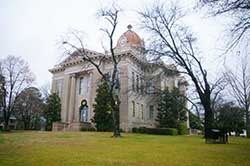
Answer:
0, 0, 227, 88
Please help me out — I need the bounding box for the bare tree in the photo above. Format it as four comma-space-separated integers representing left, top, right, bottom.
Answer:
0, 55, 34, 131
14, 87, 44, 130
210, 75, 227, 112
139, 2, 215, 139
224, 54, 250, 137
62, 6, 122, 137
39, 82, 51, 100
199, 0, 250, 49
0, 70, 6, 124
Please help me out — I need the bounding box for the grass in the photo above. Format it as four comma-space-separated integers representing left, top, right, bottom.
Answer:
0, 131, 250, 166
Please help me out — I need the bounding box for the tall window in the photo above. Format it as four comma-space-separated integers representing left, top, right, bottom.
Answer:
174, 79, 178, 88
136, 75, 139, 93
86, 76, 90, 94
79, 77, 84, 95
146, 80, 154, 95
137, 103, 140, 118
132, 72, 135, 92
149, 105, 154, 120
131, 101, 135, 117
140, 77, 144, 94
55, 80, 63, 98
140, 104, 144, 119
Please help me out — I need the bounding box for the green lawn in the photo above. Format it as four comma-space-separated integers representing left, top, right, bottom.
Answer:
0, 131, 250, 166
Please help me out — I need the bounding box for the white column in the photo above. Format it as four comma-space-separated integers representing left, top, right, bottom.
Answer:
87, 72, 93, 121
68, 74, 76, 122
62, 75, 70, 123
51, 80, 56, 94
186, 110, 190, 129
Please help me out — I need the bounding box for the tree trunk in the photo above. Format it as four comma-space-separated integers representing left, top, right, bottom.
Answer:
111, 96, 121, 137
24, 120, 30, 130
113, 104, 120, 137
3, 118, 9, 131
246, 110, 250, 138
201, 95, 214, 140
204, 106, 213, 139
3, 110, 10, 131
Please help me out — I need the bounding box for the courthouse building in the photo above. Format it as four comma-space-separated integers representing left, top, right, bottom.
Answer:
49, 25, 188, 132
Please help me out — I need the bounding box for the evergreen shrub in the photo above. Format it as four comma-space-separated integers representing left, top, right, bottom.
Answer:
177, 123, 187, 135
132, 127, 177, 135
80, 127, 96, 132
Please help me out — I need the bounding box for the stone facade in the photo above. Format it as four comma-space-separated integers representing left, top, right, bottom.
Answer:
49, 25, 188, 132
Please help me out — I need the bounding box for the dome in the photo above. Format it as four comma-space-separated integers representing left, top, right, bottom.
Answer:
116, 25, 144, 48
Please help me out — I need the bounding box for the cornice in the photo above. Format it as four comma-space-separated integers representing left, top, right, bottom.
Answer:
48, 48, 177, 74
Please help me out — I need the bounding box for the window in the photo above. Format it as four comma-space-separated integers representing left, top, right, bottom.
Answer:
146, 80, 154, 95
79, 77, 84, 95
131, 101, 135, 117
55, 80, 63, 98
86, 76, 90, 94
140, 104, 144, 119
140, 77, 144, 94
149, 105, 154, 120
137, 103, 140, 118
10, 119, 15, 124
174, 80, 178, 88
104, 72, 111, 80
132, 72, 135, 92
136, 75, 139, 93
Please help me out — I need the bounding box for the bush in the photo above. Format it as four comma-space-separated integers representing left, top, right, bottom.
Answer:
80, 127, 96, 132
132, 127, 177, 135
132, 127, 138, 133
138, 127, 146, 133
145, 128, 178, 135
132, 127, 146, 133
177, 123, 187, 135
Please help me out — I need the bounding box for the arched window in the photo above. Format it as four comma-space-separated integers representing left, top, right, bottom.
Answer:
80, 100, 88, 122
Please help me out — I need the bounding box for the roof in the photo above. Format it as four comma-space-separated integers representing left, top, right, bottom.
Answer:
116, 25, 144, 49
